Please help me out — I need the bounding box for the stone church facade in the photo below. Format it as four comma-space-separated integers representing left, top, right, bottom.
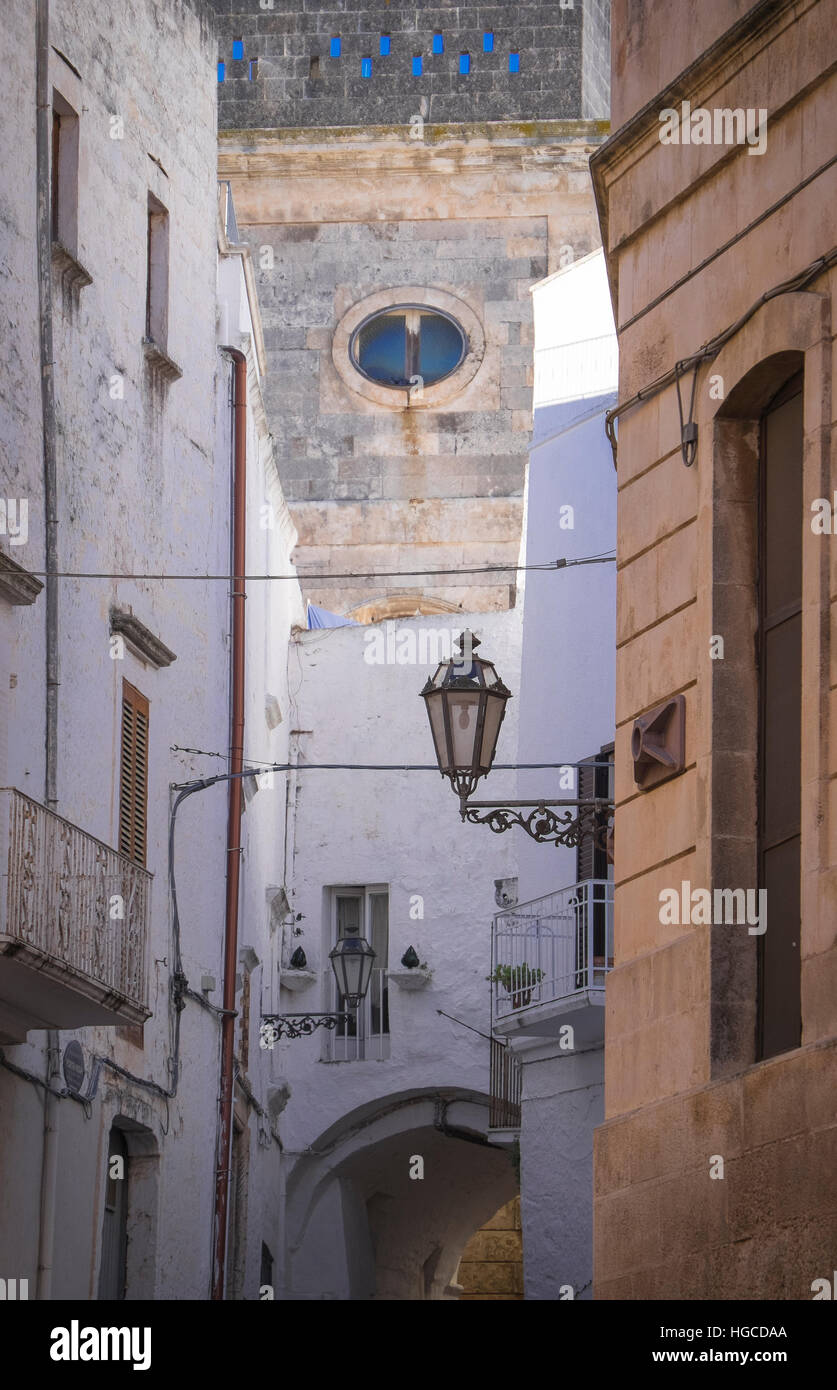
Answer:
213, 0, 610, 616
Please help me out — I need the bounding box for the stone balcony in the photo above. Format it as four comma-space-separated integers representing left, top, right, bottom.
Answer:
0, 788, 152, 1043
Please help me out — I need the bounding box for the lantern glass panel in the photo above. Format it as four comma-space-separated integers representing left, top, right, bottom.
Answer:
448, 689, 481, 767
425, 690, 448, 768
479, 692, 506, 768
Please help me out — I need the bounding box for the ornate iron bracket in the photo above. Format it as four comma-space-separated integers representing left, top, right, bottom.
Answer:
259, 1013, 351, 1046
461, 798, 613, 850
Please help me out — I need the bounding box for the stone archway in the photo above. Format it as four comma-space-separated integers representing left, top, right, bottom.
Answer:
283, 1089, 518, 1300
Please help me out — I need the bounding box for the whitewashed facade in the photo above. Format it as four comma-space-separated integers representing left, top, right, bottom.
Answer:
273, 611, 522, 1299
0, 0, 301, 1301
493, 249, 618, 1300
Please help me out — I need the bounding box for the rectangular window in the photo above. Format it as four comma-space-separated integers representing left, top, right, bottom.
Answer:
459, 52, 471, 75
232, 38, 244, 60
412, 55, 423, 76
432, 33, 444, 54
328, 887, 389, 1062
218, 60, 225, 82
118, 680, 149, 867
51, 90, 79, 252
483, 32, 494, 52
145, 192, 169, 348
361, 57, 372, 78
248, 59, 258, 81
330, 36, 341, 58
380, 35, 390, 56
757, 376, 803, 1059
509, 52, 520, 73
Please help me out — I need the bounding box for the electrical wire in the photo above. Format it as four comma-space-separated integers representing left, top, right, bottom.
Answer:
0, 1047, 92, 1118
169, 760, 612, 790
23, 554, 615, 583
605, 247, 837, 466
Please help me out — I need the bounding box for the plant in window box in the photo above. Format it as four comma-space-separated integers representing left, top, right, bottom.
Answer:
487, 962, 544, 1009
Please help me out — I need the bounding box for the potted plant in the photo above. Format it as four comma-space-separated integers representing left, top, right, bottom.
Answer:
487, 962, 544, 1009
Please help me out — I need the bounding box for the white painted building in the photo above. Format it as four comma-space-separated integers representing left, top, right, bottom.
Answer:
272, 611, 522, 1299
0, 0, 302, 1302
491, 249, 618, 1300
0, 2, 616, 1307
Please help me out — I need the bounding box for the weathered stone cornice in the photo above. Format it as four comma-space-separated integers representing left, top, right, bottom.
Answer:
592, 0, 796, 182
590, 0, 809, 317
0, 551, 44, 606
51, 240, 93, 297
142, 338, 183, 384
110, 607, 176, 668
219, 119, 608, 179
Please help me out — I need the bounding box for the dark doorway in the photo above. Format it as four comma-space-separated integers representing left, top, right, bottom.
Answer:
757, 373, 803, 1059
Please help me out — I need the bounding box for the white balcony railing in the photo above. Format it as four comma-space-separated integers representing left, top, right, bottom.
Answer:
491, 880, 614, 1020
324, 967, 390, 1061
0, 787, 151, 1036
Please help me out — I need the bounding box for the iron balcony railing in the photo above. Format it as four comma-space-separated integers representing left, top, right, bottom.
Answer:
0, 787, 151, 1023
489, 1037, 522, 1129
325, 967, 390, 1061
491, 879, 614, 1019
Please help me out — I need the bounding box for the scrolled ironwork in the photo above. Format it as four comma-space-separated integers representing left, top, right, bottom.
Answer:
461, 799, 612, 850
259, 1013, 351, 1047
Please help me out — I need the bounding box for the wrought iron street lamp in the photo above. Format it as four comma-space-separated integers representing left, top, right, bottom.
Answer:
329, 923, 376, 1007
421, 631, 613, 850
421, 631, 512, 804
260, 923, 376, 1045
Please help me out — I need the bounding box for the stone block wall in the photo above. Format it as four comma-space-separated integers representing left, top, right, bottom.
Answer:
245, 211, 544, 612
581, 0, 611, 117
212, 0, 607, 128
592, 0, 837, 1298
458, 1197, 524, 1299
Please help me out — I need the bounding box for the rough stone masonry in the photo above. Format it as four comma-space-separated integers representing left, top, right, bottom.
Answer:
213, 1, 610, 615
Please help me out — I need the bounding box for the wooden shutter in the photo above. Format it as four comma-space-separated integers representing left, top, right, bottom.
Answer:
576, 751, 612, 883
119, 680, 149, 866
97, 1128, 129, 1300
576, 759, 597, 884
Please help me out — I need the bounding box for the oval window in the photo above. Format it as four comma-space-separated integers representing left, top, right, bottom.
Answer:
351, 306, 466, 388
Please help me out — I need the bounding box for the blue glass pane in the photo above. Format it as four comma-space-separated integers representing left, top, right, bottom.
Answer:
483, 33, 494, 52
361, 57, 372, 78
412, 55, 422, 75
509, 52, 520, 73
419, 314, 464, 385
330, 36, 341, 58
232, 39, 244, 60
432, 34, 444, 54
380, 35, 390, 56
459, 53, 470, 74
217, 61, 225, 82
356, 315, 407, 385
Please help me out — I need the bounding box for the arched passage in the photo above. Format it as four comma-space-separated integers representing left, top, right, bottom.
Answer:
283, 1088, 518, 1300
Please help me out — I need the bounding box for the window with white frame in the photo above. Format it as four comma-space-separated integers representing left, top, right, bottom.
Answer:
327, 886, 389, 1061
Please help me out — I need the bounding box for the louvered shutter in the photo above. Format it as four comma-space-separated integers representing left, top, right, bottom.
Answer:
119, 681, 149, 866
576, 759, 597, 883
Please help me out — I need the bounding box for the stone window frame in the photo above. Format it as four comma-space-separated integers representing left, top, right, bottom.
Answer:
332, 286, 485, 411
695, 290, 831, 1078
